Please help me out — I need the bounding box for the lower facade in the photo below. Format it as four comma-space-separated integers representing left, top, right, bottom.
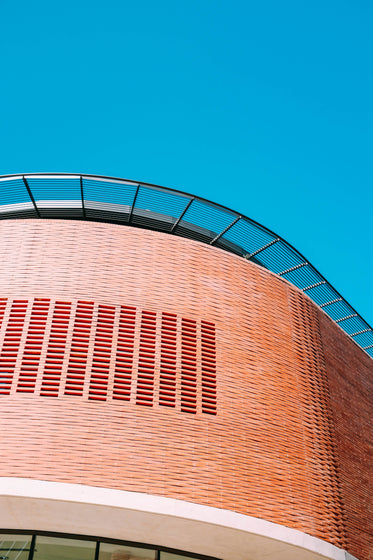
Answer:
0, 480, 359, 560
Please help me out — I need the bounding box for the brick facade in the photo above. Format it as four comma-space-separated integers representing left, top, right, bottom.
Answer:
0, 220, 371, 560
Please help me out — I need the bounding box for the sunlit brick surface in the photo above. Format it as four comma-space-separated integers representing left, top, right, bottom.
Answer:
0, 220, 372, 560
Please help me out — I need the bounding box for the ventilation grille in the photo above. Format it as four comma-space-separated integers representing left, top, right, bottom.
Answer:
159, 312, 177, 408
89, 304, 116, 401
113, 306, 136, 401
181, 318, 197, 413
65, 301, 94, 396
18, 299, 50, 393
41, 301, 72, 397
0, 298, 217, 415
201, 321, 217, 414
0, 300, 27, 395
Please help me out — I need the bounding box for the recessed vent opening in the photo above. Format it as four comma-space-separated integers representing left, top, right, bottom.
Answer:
64, 301, 94, 396
41, 301, 72, 397
89, 304, 116, 401
113, 306, 136, 401
201, 321, 217, 415
1, 300, 28, 395
136, 311, 157, 406
159, 312, 177, 408
0, 298, 217, 415
181, 318, 197, 414
17, 299, 50, 393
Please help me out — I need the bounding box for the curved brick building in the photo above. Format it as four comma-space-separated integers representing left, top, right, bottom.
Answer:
0, 174, 372, 560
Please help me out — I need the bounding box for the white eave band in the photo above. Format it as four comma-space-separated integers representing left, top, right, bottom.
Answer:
0, 478, 357, 560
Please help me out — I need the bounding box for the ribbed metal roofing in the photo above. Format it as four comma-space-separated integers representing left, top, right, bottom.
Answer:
1, 172, 372, 359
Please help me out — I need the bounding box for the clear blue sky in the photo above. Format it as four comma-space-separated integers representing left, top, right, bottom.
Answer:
1, 0, 372, 325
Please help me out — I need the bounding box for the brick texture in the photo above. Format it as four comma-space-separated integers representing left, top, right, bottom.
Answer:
0, 220, 371, 560
318, 311, 373, 560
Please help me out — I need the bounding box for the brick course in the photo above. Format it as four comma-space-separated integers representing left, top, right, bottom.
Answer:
0, 220, 371, 560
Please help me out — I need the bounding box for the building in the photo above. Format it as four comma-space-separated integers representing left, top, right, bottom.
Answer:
0, 173, 372, 560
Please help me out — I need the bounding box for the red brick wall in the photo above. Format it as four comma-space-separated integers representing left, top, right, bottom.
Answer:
319, 312, 373, 560
0, 220, 371, 559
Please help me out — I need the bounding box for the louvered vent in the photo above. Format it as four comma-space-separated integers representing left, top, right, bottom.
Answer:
41, 301, 72, 397
89, 305, 116, 401
18, 299, 50, 393
0, 298, 217, 414
113, 306, 136, 401
136, 311, 157, 406
159, 312, 177, 407
65, 301, 94, 396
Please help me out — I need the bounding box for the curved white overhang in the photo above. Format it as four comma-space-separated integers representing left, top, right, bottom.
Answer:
0, 478, 358, 560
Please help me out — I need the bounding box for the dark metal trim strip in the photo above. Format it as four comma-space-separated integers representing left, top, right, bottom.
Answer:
128, 184, 140, 223
335, 313, 358, 323
171, 197, 194, 232
210, 216, 241, 245
22, 176, 40, 217
80, 175, 86, 218
245, 237, 280, 260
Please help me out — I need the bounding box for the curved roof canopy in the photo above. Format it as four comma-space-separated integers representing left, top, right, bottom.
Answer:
0, 172, 372, 359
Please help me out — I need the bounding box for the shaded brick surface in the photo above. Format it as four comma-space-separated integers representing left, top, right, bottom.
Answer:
0, 220, 371, 560
319, 311, 373, 560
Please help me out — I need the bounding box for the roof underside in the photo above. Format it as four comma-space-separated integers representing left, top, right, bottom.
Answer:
0, 173, 372, 359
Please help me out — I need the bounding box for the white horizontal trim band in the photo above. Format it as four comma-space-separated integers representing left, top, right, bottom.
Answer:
0, 478, 358, 560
